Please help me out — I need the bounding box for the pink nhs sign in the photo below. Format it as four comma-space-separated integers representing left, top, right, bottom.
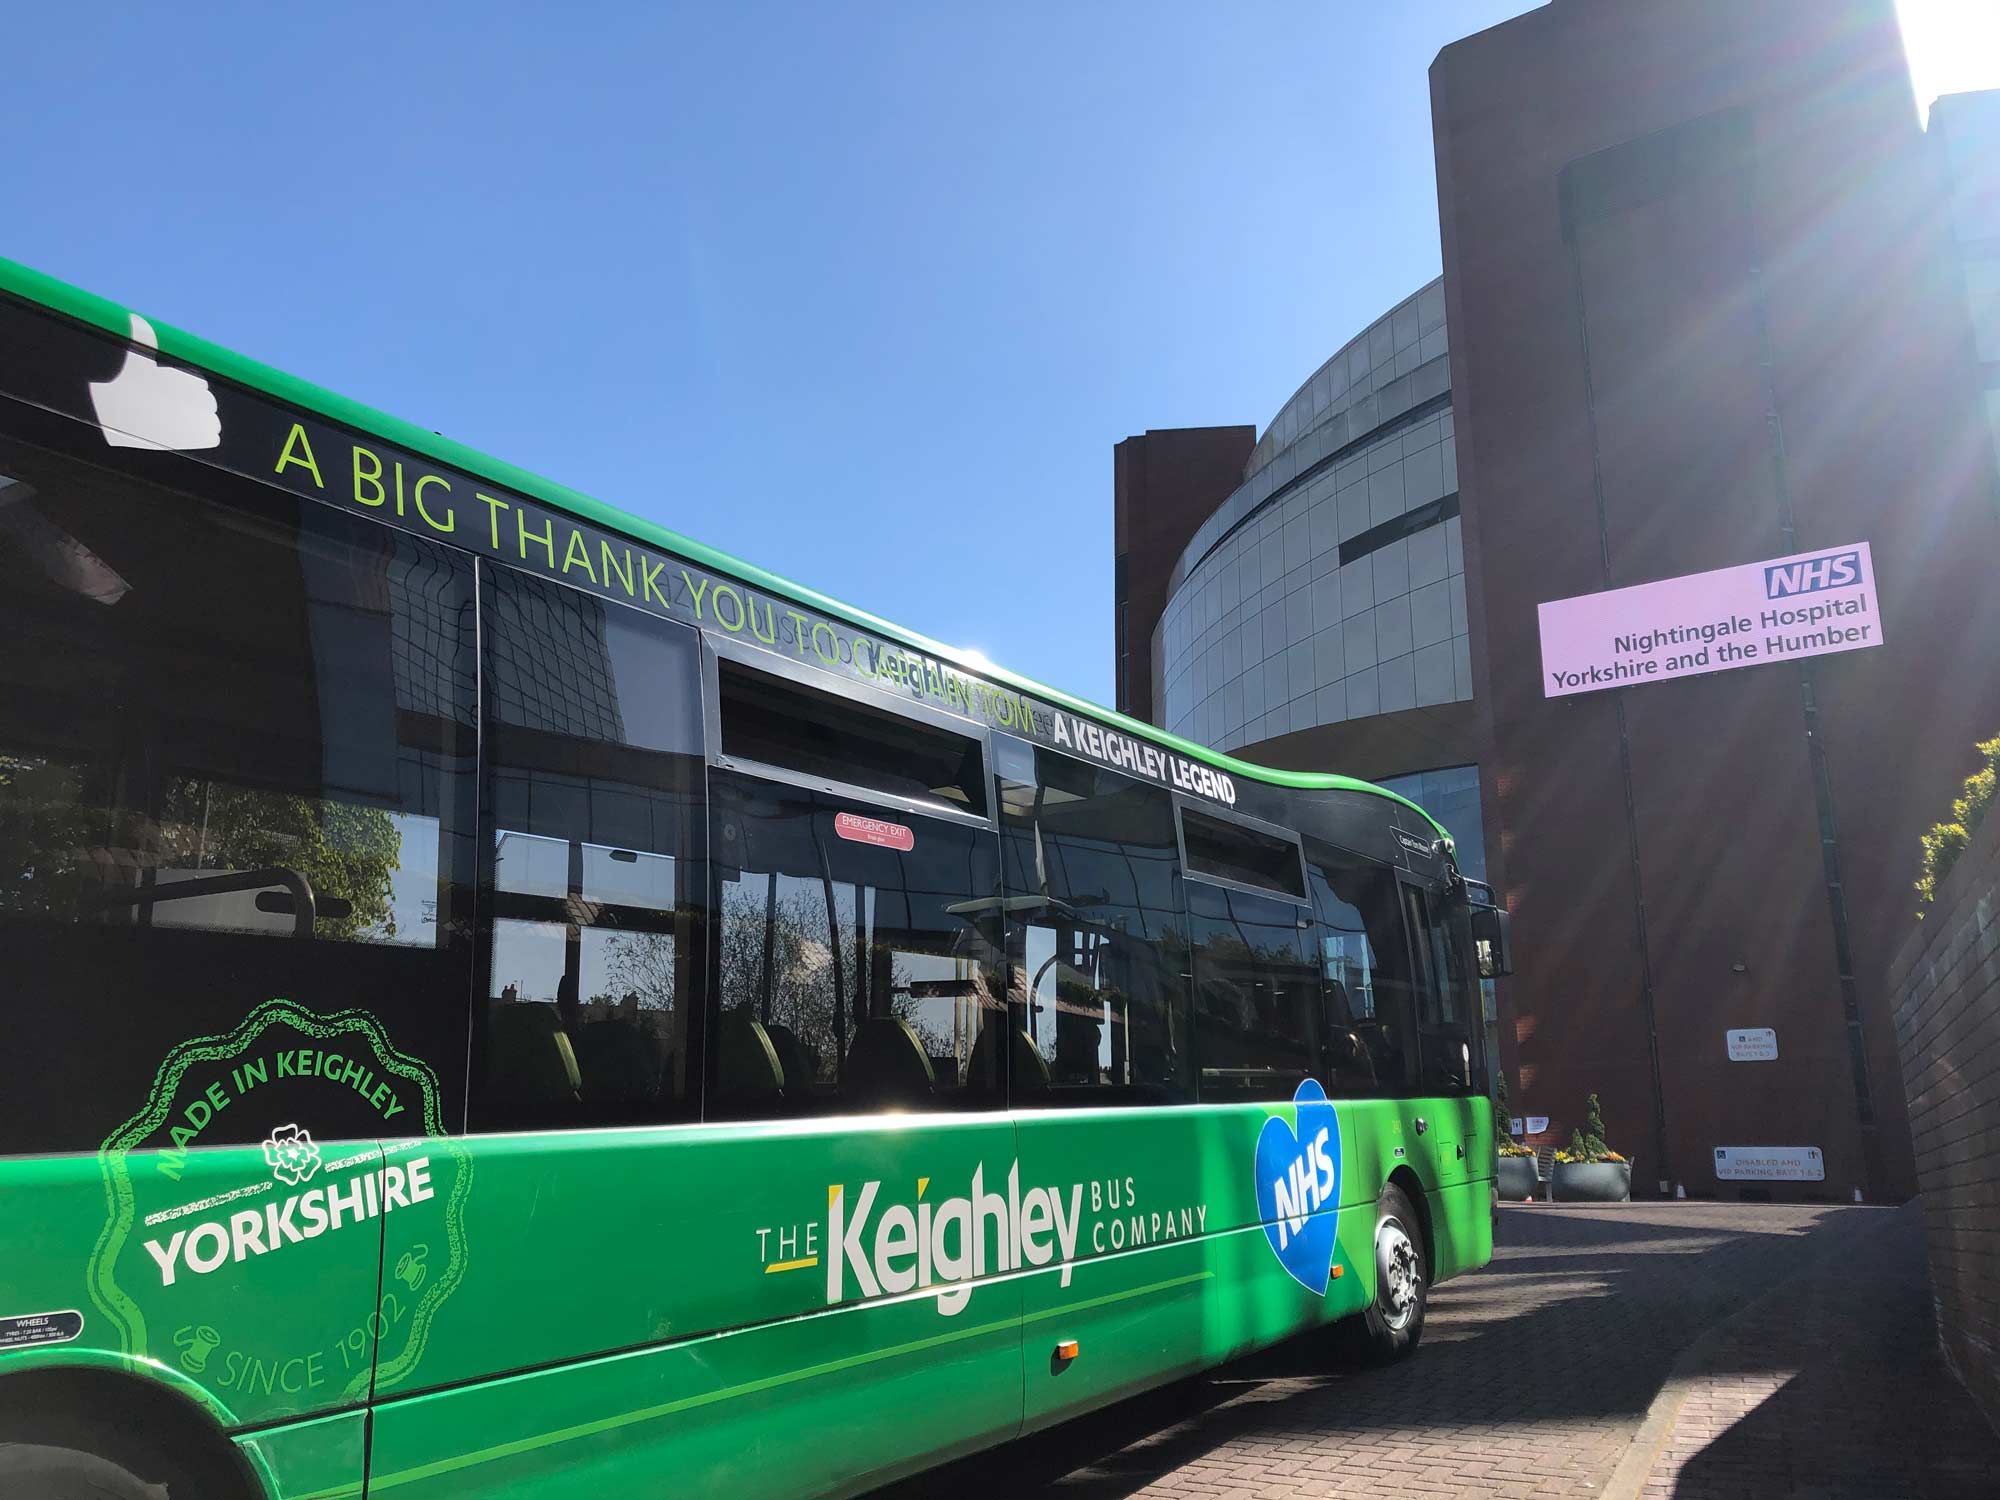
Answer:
1539, 542, 1881, 698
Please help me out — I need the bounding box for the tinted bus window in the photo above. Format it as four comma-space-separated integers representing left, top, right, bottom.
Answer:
1187, 880, 1319, 1100
998, 748, 1191, 1104
1305, 839, 1419, 1096
1405, 884, 1480, 1096
709, 771, 1003, 1117
0, 439, 477, 1153
1181, 807, 1306, 899
473, 569, 705, 1131
719, 657, 987, 816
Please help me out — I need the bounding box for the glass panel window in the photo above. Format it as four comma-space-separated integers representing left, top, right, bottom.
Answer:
473, 569, 705, 1131
0, 438, 477, 1154
1181, 806, 1305, 899
1404, 884, 1478, 1096
998, 749, 1191, 1104
1306, 839, 1419, 1096
709, 771, 1004, 1117
718, 658, 987, 816
1187, 881, 1319, 1101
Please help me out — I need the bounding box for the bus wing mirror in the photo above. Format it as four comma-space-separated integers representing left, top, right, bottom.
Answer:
1471, 906, 1513, 978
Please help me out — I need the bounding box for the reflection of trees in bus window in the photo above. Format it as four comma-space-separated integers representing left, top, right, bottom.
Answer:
710, 773, 1004, 1119
1186, 880, 1318, 1102
0, 458, 469, 951
1306, 838, 1419, 1096
998, 749, 1191, 1105
0, 443, 478, 1153
472, 566, 703, 1132
0, 760, 437, 944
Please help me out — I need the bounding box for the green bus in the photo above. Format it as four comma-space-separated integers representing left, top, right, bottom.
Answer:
0, 259, 1507, 1500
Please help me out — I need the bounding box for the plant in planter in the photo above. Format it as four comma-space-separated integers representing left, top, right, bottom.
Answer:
1550, 1093, 1632, 1202
1497, 1140, 1539, 1201
1492, 1070, 1539, 1199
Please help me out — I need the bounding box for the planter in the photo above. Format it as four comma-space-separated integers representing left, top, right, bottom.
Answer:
1497, 1155, 1541, 1202
1551, 1160, 1632, 1202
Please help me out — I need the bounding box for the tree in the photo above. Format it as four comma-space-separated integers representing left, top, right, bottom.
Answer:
158, 780, 401, 942
1493, 1066, 1512, 1136
715, 878, 955, 1083
1, 756, 403, 943
603, 929, 677, 1012
1567, 1091, 1611, 1162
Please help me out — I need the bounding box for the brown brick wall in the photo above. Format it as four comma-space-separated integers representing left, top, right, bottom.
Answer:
1888, 788, 2000, 1431
1432, 0, 2000, 1198
1113, 426, 1255, 727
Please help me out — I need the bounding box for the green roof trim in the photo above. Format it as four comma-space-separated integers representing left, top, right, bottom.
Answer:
0, 254, 1449, 842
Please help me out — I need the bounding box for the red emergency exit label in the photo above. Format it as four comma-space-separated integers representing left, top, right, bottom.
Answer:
834, 812, 914, 852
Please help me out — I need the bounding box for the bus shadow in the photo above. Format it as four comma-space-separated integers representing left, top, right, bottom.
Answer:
857, 1203, 1871, 1500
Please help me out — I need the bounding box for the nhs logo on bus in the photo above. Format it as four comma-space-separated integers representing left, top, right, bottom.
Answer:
1255, 1079, 1343, 1295
1763, 550, 1862, 598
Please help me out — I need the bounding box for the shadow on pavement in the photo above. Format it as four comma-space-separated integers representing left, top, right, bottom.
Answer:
859, 1202, 1884, 1500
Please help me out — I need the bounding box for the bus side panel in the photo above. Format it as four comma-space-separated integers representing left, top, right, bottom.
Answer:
367, 1117, 1023, 1498
232, 1408, 370, 1500
0, 1145, 383, 1441
365, 1286, 1020, 1500
1012, 1101, 1385, 1430
1012, 1109, 1210, 1427
1426, 1094, 1497, 1284
1194, 1100, 1380, 1368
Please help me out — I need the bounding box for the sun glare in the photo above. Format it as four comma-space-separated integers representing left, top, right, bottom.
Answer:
1897, 0, 2000, 122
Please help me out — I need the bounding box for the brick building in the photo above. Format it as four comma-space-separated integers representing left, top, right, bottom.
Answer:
1120, 0, 2000, 1199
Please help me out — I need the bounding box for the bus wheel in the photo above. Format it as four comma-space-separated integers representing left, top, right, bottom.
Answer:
1352, 1183, 1428, 1365
0, 1444, 167, 1500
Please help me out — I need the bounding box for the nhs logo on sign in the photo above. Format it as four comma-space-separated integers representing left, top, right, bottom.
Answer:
1763, 550, 1861, 598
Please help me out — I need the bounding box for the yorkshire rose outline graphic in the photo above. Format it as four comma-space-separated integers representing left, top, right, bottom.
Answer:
90, 998, 471, 1403
261, 1123, 322, 1186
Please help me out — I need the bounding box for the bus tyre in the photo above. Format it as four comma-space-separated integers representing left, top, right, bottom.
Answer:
1352, 1183, 1428, 1365
0, 1444, 167, 1500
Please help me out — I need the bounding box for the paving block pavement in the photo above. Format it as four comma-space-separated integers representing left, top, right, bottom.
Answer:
865, 1200, 2000, 1499
1618, 1201, 1996, 1499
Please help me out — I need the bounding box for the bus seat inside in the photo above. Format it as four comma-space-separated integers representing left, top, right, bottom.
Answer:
845, 1017, 934, 1108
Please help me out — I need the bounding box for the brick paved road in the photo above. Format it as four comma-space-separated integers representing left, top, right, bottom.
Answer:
866, 1201, 2000, 1499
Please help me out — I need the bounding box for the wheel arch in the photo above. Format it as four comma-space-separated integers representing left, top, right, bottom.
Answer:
1384, 1164, 1434, 1270
0, 1362, 267, 1499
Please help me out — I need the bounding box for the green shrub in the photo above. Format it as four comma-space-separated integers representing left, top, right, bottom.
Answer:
1557, 1091, 1625, 1164
1917, 735, 1999, 914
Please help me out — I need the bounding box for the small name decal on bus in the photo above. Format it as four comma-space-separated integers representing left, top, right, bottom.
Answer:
833, 812, 915, 852
1394, 829, 1438, 859
1050, 714, 1237, 806
1256, 1080, 1344, 1295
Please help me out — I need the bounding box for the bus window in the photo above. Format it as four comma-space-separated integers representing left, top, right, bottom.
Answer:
1186, 881, 1319, 1101
718, 656, 988, 816
1403, 884, 1479, 1096
1305, 839, 1419, 1096
1180, 806, 1306, 899
997, 748, 1191, 1104
0, 443, 478, 1153
708, 771, 1004, 1117
473, 569, 705, 1131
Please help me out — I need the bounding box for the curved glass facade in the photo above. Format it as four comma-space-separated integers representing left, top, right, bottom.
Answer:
1152, 279, 1469, 753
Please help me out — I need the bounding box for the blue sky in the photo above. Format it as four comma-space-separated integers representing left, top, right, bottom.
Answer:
6, 2, 1988, 707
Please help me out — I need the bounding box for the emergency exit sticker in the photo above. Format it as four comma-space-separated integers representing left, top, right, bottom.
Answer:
835, 812, 915, 852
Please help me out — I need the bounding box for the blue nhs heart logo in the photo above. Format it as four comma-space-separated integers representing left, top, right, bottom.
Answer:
1255, 1079, 1343, 1294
